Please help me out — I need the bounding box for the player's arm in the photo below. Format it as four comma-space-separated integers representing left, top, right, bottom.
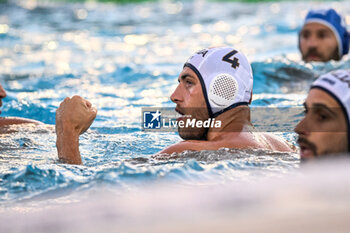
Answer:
0, 117, 42, 127
56, 96, 97, 165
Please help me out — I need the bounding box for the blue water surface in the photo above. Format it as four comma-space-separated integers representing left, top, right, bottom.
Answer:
1, 0, 350, 207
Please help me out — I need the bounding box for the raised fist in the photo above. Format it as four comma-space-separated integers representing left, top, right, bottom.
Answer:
56, 95, 97, 136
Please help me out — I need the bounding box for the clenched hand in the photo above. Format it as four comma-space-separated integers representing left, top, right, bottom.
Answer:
55, 96, 97, 164
56, 95, 97, 136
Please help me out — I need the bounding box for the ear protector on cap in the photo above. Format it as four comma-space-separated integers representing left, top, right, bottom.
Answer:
208, 73, 239, 108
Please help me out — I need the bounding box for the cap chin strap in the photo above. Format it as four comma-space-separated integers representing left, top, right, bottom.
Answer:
212, 102, 249, 118
184, 62, 213, 117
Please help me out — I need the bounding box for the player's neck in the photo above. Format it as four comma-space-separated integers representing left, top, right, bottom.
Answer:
206, 105, 252, 140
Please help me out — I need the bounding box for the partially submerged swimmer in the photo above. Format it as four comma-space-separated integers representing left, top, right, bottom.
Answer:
56, 47, 295, 165
295, 69, 350, 160
0, 83, 41, 128
159, 47, 293, 154
299, 8, 350, 62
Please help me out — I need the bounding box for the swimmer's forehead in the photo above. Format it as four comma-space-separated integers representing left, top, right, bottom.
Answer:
177, 67, 199, 81
305, 88, 341, 108
301, 22, 334, 34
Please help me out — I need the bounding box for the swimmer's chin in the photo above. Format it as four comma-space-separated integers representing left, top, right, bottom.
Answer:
305, 56, 324, 62
300, 147, 315, 160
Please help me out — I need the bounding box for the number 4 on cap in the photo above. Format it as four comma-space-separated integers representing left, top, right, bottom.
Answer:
222, 50, 240, 69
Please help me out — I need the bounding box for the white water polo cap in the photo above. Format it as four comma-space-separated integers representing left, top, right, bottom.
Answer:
184, 47, 253, 117
311, 69, 350, 151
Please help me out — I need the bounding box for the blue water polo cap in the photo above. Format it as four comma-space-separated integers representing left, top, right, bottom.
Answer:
303, 8, 350, 58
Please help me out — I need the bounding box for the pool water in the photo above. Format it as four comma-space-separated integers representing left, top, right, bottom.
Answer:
1, 0, 350, 212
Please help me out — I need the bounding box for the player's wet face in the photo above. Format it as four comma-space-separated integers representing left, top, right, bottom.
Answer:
170, 67, 209, 140
294, 89, 348, 161
299, 23, 339, 62
0, 84, 7, 114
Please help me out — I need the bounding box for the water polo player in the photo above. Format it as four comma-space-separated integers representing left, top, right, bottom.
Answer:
295, 69, 350, 160
0, 83, 41, 127
299, 8, 350, 62
56, 47, 294, 164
